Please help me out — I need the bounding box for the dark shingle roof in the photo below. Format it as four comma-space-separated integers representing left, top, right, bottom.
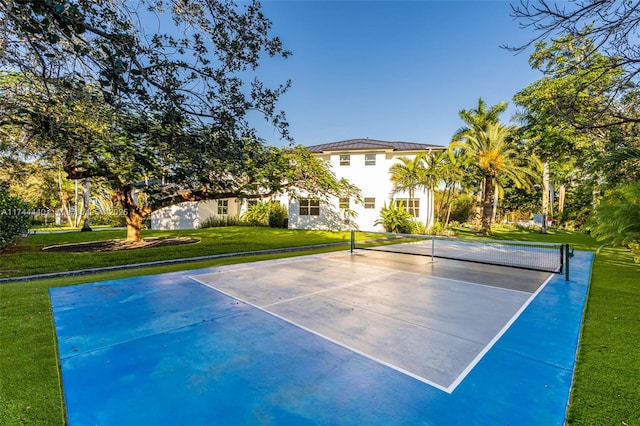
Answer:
307, 139, 444, 153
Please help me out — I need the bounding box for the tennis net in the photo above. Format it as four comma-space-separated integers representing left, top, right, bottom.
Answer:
350, 231, 568, 275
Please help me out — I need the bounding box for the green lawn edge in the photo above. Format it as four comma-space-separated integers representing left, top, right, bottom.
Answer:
1, 227, 638, 424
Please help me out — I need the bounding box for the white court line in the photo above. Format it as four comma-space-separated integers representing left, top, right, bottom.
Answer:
446, 272, 555, 392
260, 272, 397, 308
189, 251, 553, 394
189, 275, 451, 393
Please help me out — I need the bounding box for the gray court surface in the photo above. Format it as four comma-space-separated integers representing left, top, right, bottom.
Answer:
191, 250, 552, 393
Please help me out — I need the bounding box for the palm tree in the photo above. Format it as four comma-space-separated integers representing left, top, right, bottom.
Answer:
421, 150, 456, 226
388, 153, 428, 220
452, 98, 509, 226
450, 122, 540, 234
439, 147, 469, 226
452, 98, 509, 141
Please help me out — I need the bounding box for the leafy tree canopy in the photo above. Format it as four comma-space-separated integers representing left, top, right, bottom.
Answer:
513, 34, 640, 187
510, 0, 640, 127
589, 183, 640, 263
0, 1, 359, 241
1, 0, 291, 138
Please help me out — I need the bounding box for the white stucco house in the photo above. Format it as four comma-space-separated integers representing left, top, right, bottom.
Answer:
288, 139, 445, 232
151, 138, 445, 232
151, 198, 257, 230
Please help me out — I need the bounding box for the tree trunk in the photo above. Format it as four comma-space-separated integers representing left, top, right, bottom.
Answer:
429, 187, 435, 228
441, 184, 453, 221
126, 210, 143, 242
80, 178, 92, 232
481, 175, 493, 234
410, 189, 415, 219
115, 184, 150, 242
74, 179, 80, 227
473, 181, 483, 229
491, 183, 499, 224
558, 184, 566, 213
541, 161, 550, 234
58, 172, 73, 227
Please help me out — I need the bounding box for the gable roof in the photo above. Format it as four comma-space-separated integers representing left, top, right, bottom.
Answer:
307, 138, 444, 153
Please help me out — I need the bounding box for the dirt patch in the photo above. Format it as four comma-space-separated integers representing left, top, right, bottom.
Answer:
42, 237, 200, 253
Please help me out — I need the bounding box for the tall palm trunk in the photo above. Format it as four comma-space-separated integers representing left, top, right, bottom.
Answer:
409, 189, 414, 219
481, 174, 494, 234
541, 161, 550, 234
491, 183, 499, 224
474, 180, 483, 228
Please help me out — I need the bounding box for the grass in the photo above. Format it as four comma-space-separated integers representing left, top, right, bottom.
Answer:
1, 226, 639, 424
485, 228, 640, 425
566, 246, 640, 424
0, 226, 351, 278
0, 242, 348, 426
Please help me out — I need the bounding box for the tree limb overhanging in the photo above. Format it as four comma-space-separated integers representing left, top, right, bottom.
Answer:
0, 1, 320, 241
507, 0, 640, 128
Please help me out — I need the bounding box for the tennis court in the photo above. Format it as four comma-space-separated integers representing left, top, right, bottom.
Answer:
50, 237, 592, 425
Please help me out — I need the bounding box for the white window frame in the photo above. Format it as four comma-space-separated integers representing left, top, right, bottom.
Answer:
217, 199, 229, 215
365, 154, 376, 166
396, 198, 420, 217
299, 198, 320, 216
339, 154, 350, 166
364, 197, 376, 209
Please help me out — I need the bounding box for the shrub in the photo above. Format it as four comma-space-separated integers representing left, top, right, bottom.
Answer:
413, 221, 428, 235
242, 201, 270, 226
448, 194, 475, 223
200, 215, 239, 228
374, 201, 415, 234
589, 183, 640, 263
428, 221, 445, 235
0, 188, 31, 251
242, 201, 288, 228
92, 213, 128, 227
268, 202, 288, 228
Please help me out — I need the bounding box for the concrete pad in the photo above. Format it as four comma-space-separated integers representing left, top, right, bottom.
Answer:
49, 250, 593, 425
192, 252, 545, 391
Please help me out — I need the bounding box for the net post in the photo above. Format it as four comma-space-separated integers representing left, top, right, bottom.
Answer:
564, 244, 570, 281
350, 230, 355, 253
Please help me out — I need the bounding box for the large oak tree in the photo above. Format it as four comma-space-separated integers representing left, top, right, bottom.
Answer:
1, 1, 358, 240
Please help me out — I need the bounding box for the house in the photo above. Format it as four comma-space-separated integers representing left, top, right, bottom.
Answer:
288, 138, 446, 232
151, 198, 255, 230
150, 138, 445, 232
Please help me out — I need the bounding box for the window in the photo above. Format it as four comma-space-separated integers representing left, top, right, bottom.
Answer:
364, 197, 376, 209
365, 154, 376, 166
339, 198, 350, 209
396, 198, 420, 217
339, 154, 350, 166
299, 198, 320, 216
217, 199, 229, 215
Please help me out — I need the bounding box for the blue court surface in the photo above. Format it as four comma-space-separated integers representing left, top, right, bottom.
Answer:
50, 249, 593, 425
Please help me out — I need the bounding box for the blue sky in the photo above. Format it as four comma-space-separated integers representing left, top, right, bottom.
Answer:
250, 0, 543, 148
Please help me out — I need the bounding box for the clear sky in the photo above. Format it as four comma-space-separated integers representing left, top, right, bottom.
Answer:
250, 0, 543, 148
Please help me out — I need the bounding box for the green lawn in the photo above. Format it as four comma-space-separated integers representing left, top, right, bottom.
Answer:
1, 226, 638, 424
0, 227, 351, 278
